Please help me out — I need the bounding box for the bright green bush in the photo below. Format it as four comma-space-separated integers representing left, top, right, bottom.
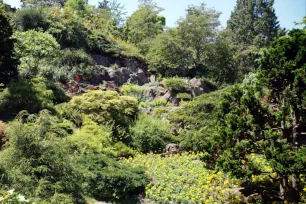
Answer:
130, 113, 173, 153
68, 90, 138, 142
79, 153, 149, 201
12, 30, 60, 77
68, 118, 113, 155
121, 84, 146, 102
176, 92, 192, 101
14, 9, 49, 31
56, 103, 83, 127
164, 77, 185, 92
0, 77, 68, 113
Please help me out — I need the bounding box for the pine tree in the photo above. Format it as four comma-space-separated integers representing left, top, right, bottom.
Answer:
227, 0, 280, 48
0, 4, 18, 85
259, 29, 306, 202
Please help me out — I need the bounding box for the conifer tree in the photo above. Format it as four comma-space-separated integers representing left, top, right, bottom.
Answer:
227, 0, 280, 48
0, 4, 18, 85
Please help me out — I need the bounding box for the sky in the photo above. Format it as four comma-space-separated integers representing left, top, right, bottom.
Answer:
4, 0, 305, 30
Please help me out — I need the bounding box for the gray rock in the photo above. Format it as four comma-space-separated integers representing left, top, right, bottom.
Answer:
128, 69, 148, 85
161, 144, 180, 157
187, 77, 213, 97
92, 55, 111, 67
107, 67, 132, 85
91, 66, 110, 85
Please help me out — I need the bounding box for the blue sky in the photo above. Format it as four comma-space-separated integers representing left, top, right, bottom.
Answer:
4, 0, 305, 29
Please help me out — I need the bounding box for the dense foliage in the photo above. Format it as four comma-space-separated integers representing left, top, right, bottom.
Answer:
130, 113, 173, 153
0, 4, 17, 85
0, 0, 305, 203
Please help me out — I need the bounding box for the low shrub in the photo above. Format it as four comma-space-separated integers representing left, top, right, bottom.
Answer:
0, 111, 84, 203
79, 154, 149, 201
139, 99, 169, 108
164, 77, 185, 92
130, 113, 173, 153
68, 118, 113, 155
68, 90, 138, 142
124, 153, 243, 203
0, 77, 68, 113
121, 84, 146, 102
177, 92, 192, 101
50, 49, 96, 81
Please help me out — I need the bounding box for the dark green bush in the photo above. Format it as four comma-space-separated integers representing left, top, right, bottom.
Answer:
0, 111, 84, 203
130, 113, 173, 153
79, 153, 148, 201
0, 6, 18, 85
0, 77, 68, 113
51, 49, 95, 81
14, 9, 49, 31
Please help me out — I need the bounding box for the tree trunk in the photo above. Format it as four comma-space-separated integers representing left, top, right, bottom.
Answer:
280, 174, 289, 200
279, 97, 288, 200
290, 106, 300, 202
281, 97, 286, 139
291, 106, 298, 147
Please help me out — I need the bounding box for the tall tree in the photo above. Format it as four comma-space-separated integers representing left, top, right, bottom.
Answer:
176, 3, 220, 76
0, 4, 18, 85
98, 0, 126, 27
21, 0, 67, 7
147, 3, 222, 78
123, 0, 165, 54
227, 0, 280, 48
259, 29, 306, 202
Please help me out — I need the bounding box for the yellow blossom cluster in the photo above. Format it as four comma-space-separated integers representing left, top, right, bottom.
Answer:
123, 152, 242, 203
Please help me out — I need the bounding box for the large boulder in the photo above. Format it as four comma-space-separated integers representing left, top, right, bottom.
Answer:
107, 67, 133, 85
128, 69, 148, 85
187, 77, 214, 97
92, 55, 111, 67
91, 66, 111, 85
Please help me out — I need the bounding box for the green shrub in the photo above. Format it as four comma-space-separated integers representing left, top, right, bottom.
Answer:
164, 77, 185, 92
0, 6, 18, 85
176, 92, 192, 101
130, 113, 173, 153
79, 154, 148, 201
0, 77, 68, 113
68, 118, 113, 155
200, 77, 218, 90
14, 9, 49, 31
68, 90, 138, 142
56, 103, 83, 127
12, 30, 60, 78
121, 84, 146, 102
50, 48, 95, 81
113, 141, 135, 158
0, 111, 84, 203
139, 99, 169, 108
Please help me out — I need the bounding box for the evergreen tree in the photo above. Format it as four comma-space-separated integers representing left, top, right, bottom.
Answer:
259, 29, 306, 202
0, 4, 18, 85
227, 0, 280, 48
